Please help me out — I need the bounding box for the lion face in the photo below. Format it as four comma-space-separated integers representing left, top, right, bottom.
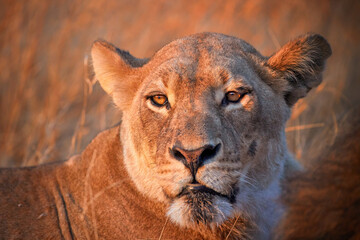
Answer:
124, 51, 288, 226
90, 33, 331, 227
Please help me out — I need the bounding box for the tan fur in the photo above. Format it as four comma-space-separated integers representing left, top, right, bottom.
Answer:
0, 32, 331, 239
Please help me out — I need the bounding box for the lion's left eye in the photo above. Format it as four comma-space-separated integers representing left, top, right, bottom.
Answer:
225, 91, 242, 103
222, 88, 251, 106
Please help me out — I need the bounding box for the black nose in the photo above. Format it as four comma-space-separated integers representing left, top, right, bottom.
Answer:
170, 143, 221, 176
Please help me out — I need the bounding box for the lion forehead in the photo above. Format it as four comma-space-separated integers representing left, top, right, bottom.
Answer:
144, 55, 259, 96
153, 32, 260, 59
145, 33, 262, 74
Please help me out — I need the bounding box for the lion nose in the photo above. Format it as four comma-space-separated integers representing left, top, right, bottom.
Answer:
170, 143, 221, 176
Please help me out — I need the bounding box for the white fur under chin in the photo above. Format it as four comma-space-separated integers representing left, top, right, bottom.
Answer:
166, 195, 233, 227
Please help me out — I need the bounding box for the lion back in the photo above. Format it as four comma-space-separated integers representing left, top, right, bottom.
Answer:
277, 108, 360, 239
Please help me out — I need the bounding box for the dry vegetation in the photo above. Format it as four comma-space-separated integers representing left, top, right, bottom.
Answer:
0, 0, 359, 167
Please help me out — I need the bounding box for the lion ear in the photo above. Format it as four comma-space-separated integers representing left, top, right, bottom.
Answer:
267, 34, 332, 106
90, 39, 149, 110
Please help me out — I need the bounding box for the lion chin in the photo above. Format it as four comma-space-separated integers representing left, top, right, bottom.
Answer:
166, 184, 234, 227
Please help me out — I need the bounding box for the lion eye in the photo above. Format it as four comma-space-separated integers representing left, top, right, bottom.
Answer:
225, 91, 242, 103
150, 95, 168, 107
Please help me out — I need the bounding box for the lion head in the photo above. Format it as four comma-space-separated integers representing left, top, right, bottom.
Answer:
90, 32, 331, 230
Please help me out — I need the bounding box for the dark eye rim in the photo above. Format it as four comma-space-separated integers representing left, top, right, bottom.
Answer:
225, 91, 242, 103
222, 88, 251, 105
148, 94, 169, 107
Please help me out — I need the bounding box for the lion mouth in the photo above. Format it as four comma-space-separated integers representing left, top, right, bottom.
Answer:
169, 183, 236, 225
178, 183, 236, 203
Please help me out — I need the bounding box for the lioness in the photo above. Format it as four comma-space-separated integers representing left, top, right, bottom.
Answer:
0, 32, 331, 239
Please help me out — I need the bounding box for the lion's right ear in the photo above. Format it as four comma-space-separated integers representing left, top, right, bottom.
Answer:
90, 40, 149, 110
265, 34, 332, 106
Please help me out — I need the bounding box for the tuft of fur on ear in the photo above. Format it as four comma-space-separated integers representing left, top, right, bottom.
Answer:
90, 39, 149, 110
267, 34, 332, 106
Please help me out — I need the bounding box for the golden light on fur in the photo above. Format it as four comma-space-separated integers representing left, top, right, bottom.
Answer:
1, 1, 359, 239
0, 31, 334, 239
88, 32, 331, 238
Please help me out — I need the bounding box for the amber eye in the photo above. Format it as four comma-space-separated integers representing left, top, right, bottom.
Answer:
150, 95, 168, 107
225, 91, 242, 103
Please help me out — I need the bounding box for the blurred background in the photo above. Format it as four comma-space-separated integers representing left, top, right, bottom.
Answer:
0, 0, 359, 167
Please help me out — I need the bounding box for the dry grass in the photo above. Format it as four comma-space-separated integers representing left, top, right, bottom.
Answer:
0, 0, 359, 167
